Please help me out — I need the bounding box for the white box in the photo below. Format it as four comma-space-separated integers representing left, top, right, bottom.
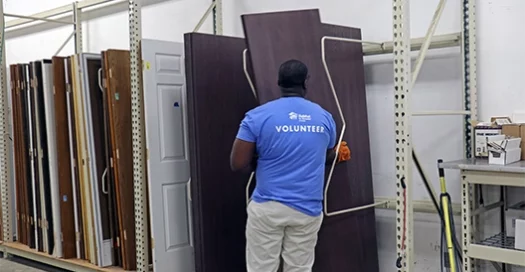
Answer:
487, 136, 522, 165
475, 128, 502, 157
489, 148, 521, 165
506, 201, 525, 237
515, 219, 525, 250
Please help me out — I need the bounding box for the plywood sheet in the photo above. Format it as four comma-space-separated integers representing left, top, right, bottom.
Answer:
52, 57, 77, 259
103, 50, 136, 271
184, 32, 258, 272
100, 54, 122, 267
242, 10, 379, 271
65, 57, 86, 260
71, 55, 96, 263
21, 64, 36, 249
10, 64, 27, 246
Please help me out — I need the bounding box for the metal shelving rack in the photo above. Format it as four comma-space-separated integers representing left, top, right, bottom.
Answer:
385, 0, 478, 270
0, 0, 475, 272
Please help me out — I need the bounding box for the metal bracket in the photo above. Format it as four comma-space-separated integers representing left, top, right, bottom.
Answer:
321, 36, 387, 217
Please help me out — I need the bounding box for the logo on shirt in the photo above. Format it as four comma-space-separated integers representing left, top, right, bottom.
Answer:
288, 112, 311, 122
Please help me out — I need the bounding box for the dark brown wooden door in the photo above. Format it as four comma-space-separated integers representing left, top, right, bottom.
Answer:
21, 64, 35, 249
103, 49, 136, 271
100, 54, 122, 267
185, 32, 258, 272
52, 57, 77, 259
242, 10, 379, 272
11, 64, 27, 246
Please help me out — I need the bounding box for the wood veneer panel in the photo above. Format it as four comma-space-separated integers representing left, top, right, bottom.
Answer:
33, 60, 55, 255
21, 64, 36, 249
10, 64, 25, 245
185, 32, 258, 272
52, 57, 77, 259
28, 62, 44, 253
242, 10, 379, 272
65, 57, 86, 260
103, 50, 136, 271
84, 56, 113, 263
100, 54, 122, 267
71, 55, 96, 262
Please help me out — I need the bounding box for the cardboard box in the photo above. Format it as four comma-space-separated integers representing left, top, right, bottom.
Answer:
506, 201, 525, 237
475, 127, 502, 157
487, 136, 521, 165
502, 123, 525, 160
515, 219, 525, 250
474, 116, 513, 158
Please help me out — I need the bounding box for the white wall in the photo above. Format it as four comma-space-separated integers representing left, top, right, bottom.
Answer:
4, 0, 525, 271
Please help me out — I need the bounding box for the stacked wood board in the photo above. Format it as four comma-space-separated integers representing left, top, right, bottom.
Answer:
8, 51, 141, 271
185, 9, 378, 272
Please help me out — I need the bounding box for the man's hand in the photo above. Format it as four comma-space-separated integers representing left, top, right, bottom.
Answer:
325, 140, 351, 165
336, 141, 351, 162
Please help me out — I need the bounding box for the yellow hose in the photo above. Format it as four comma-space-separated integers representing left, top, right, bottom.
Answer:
440, 177, 456, 272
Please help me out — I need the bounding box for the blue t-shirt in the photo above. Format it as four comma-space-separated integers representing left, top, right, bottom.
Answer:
236, 97, 337, 216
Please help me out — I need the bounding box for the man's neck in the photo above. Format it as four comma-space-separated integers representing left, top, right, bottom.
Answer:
280, 87, 305, 98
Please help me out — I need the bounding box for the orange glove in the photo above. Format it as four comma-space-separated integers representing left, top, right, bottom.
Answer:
335, 141, 351, 162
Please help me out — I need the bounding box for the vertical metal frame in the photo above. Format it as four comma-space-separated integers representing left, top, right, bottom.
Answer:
73, 2, 83, 54
212, 0, 223, 35
393, 0, 414, 271
0, 0, 13, 243
461, 177, 473, 271
461, 0, 478, 270
462, 0, 477, 158
129, 0, 149, 271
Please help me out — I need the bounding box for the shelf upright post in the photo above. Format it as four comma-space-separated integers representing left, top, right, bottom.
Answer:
129, 0, 149, 271
0, 0, 13, 244
73, 2, 83, 54
461, 1, 478, 271
462, 0, 478, 159
393, 0, 414, 271
212, 0, 223, 35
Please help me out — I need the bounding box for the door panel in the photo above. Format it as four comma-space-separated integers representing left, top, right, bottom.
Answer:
183, 33, 257, 272
42, 60, 61, 257
103, 49, 136, 271
142, 39, 194, 272
79, 53, 114, 267
28, 63, 42, 252
52, 57, 77, 259
242, 10, 379, 271
64, 57, 85, 260
71, 55, 96, 263
100, 55, 123, 267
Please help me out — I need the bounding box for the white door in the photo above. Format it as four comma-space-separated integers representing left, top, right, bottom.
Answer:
141, 39, 194, 272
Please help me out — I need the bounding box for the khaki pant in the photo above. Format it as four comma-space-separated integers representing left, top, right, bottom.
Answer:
246, 201, 323, 272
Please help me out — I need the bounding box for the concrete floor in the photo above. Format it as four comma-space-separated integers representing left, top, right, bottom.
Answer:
0, 258, 45, 272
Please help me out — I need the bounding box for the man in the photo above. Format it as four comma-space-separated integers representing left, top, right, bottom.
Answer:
230, 59, 349, 272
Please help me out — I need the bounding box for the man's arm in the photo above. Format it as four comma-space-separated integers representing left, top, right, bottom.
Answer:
231, 112, 257, 172
325, 149, 337, 165
230, 139, 256, 172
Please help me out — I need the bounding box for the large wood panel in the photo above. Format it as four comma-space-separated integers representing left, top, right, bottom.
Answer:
33, 60, 55, 255
21, 64, 36, 249
185, 32, 258, 272
100, 54, 122, 268
71, 55, 96, 263
65, 57, 85, 260
11, 64, 27, 246
242, 10, 379, 272
28, 62, 44, 253
102, 50, 136, 271
52, 57, 77, 259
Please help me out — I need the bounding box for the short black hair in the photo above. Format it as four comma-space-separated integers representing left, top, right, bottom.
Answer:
278, 59, 308, 89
